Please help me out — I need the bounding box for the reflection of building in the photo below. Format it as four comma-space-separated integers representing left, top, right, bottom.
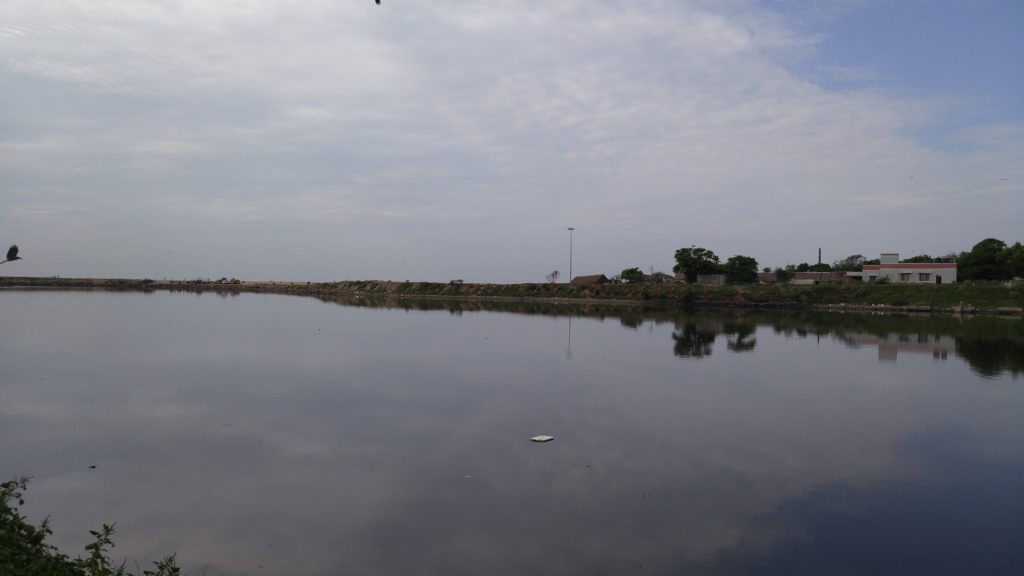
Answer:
847, 253, 958, 284
846, 332, 954, 362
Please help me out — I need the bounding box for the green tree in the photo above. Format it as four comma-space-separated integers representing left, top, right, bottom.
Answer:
722, 255, 758, 284
773, 267, 794, 283
959, 238, 1010, 281
903, 255, 935, 263
1006, 242, 1024, 279
833, 254, 866, 271
673, 246, 721, 283
620, 267, 646, 284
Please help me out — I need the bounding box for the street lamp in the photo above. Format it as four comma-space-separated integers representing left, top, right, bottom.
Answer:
567, 227, 575, 283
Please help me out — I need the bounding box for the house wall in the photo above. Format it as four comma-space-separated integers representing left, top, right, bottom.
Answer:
696, 274, 726, 286
863, 264, 957, 284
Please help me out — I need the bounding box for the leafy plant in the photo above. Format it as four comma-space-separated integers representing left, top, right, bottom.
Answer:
1, 477, 180, 576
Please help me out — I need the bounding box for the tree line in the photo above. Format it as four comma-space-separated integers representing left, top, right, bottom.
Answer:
669, 238, 1023, 285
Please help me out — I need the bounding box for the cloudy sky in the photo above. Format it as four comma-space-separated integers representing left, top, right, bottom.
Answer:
1, 0, 1021, 282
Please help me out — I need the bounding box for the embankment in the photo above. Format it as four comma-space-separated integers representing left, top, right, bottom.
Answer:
1, 276, 1021, 315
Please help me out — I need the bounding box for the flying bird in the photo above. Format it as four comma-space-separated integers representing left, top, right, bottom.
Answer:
1, 244, 21, 264
376, 0, 380, 4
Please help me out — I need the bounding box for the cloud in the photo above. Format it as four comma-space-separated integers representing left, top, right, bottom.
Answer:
0, 0, 1020, 280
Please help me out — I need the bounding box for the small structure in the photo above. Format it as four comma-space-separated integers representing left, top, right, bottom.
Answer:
757, 272, 777, 284
696, 274, 726, 286
570, 274, 609, 286
649, 272, 675, 284
792, 271, 850, 285
847, 253, 957, 284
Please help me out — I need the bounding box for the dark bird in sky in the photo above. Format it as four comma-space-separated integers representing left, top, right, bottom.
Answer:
1, 244, 22, 264
376, 0, 380, 4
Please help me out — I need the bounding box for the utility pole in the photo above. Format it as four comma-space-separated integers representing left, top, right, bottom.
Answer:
567, 227, 575, 283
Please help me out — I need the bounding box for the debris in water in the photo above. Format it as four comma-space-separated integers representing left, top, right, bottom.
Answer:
88, 465, 96, 469
530, 435, 554, 443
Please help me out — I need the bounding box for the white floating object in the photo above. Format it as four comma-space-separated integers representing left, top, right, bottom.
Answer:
530, 435, 555, 443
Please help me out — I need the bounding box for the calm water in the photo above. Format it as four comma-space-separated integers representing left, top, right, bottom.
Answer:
1, 290, 1022, 575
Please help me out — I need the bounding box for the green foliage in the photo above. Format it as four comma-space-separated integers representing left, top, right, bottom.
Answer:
723, 255, 758, 284
833, 254, 866, 271
0, 478, 180, 576
902, 255, 936, 263
673, 246, 721, 283
959, 238, 1011, 281
1005, 242, 1024, 279
773, 267, 794, 283
620, 267, 646, 284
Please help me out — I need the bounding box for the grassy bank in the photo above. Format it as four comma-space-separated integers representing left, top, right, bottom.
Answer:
2, 276, 1021, 314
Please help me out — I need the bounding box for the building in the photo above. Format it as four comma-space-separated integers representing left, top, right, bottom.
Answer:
792, 271, 850, 285
696, 274, 726, 286
570, 274, 609, 286
847, 253, 957, 284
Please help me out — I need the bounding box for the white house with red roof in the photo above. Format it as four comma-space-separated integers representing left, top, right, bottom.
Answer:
847, 253, 957, 284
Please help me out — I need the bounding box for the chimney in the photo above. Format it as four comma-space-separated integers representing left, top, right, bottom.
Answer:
818, 248, 821, 265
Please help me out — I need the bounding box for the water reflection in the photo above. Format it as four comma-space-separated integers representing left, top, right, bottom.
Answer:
314, 294, 1023, 378
1, 290, 1022, 576
671, 321, 717, 357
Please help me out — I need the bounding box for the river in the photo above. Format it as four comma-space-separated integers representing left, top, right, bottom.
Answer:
1, 289, 1022, 575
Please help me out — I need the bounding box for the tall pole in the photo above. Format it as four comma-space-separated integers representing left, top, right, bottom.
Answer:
567, 227, 575, 283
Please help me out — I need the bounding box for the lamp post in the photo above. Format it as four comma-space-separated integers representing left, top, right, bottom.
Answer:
567, 227, 575, 283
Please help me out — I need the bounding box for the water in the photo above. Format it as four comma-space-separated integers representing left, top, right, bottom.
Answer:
1, 290, 1022, 575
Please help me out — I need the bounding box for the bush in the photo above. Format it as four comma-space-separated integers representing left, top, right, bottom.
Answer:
1, 477, 180, 576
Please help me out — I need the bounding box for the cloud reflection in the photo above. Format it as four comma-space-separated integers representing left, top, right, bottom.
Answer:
1, 291, 1022, 574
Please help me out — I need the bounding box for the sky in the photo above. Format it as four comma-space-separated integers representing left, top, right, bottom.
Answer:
1, 0, 1021, 282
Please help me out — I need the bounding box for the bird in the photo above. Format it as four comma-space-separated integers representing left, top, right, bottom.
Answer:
376, 0, 380, 4
1, 244, 22, 264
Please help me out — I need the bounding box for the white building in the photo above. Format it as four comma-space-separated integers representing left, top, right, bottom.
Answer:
847, 253, 957, 284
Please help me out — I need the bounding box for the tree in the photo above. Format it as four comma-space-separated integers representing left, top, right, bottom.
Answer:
903, 255, 935, 263
722, 255, 758, 284
673, 246, 721, 283
1006, 242, 1024, 279
545, 270, 560, 283
833, 254, 866, 271
773, 267, 794, 283
620, 267, 646, 284
959, 238, 1010, 281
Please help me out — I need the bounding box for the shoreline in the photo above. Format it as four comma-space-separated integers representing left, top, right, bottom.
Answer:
1, 276, 1021, 316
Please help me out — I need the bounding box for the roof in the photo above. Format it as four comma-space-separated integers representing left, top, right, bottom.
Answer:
862, 263, 957, 270
570, 274, 608, 286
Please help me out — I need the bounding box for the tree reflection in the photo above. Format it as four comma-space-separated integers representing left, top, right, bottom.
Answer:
672, 322, 717, 358
723, 322, 757, 353
312, 293, 1023, 378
